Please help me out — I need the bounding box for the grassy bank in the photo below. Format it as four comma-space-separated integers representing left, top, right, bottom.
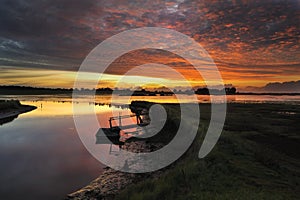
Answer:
0, 100, 37, 125
116, 103, 300, 199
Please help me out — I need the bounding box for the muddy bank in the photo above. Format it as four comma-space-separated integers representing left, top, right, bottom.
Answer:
66, 141, 164, 200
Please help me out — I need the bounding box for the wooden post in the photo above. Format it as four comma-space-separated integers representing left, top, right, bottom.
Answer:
109, 144, 112, 154
109, 119, 112, 129
118, 112, 122, 127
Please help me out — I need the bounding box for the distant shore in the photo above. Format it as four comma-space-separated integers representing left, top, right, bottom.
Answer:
1, 85, 300, 96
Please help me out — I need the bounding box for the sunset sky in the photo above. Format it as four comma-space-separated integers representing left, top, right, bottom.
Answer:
0, 0, 299, 91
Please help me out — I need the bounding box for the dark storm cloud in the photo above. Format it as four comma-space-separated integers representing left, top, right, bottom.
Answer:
0, 0, 100, 65
0, 0, 98, 39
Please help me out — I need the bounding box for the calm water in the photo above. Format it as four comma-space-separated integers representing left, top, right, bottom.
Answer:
1, 94, 300, 104
0, 98, 131, 200
0, 94, 300, 200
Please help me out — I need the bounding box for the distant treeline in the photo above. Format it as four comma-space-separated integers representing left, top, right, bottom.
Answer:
0, 85, 239, 95
0, 86, 73, 95
0, 86, 113, 95
119, 87, 237, 96
195, 87, 237, 95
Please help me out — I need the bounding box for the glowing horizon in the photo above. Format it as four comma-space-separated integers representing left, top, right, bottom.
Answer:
0, 66, 299, 92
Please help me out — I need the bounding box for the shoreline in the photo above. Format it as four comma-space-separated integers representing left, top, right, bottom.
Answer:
66, 141, 164, 200
0, 100, 37, 121
65, 102, 300, 199
0, 106, 36, 120
66, 101, 164, 200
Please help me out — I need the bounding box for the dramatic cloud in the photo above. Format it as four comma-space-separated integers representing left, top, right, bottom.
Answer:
0, 0, 299, 88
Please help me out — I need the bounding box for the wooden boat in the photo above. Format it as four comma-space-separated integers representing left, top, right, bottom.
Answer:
95, 112, 149, 145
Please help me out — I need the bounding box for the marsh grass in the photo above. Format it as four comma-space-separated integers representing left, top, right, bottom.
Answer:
116, 103, 300, 200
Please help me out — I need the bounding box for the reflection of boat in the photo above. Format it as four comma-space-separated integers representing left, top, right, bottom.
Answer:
96, 112, 149, 145
96, 127, 121, 145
